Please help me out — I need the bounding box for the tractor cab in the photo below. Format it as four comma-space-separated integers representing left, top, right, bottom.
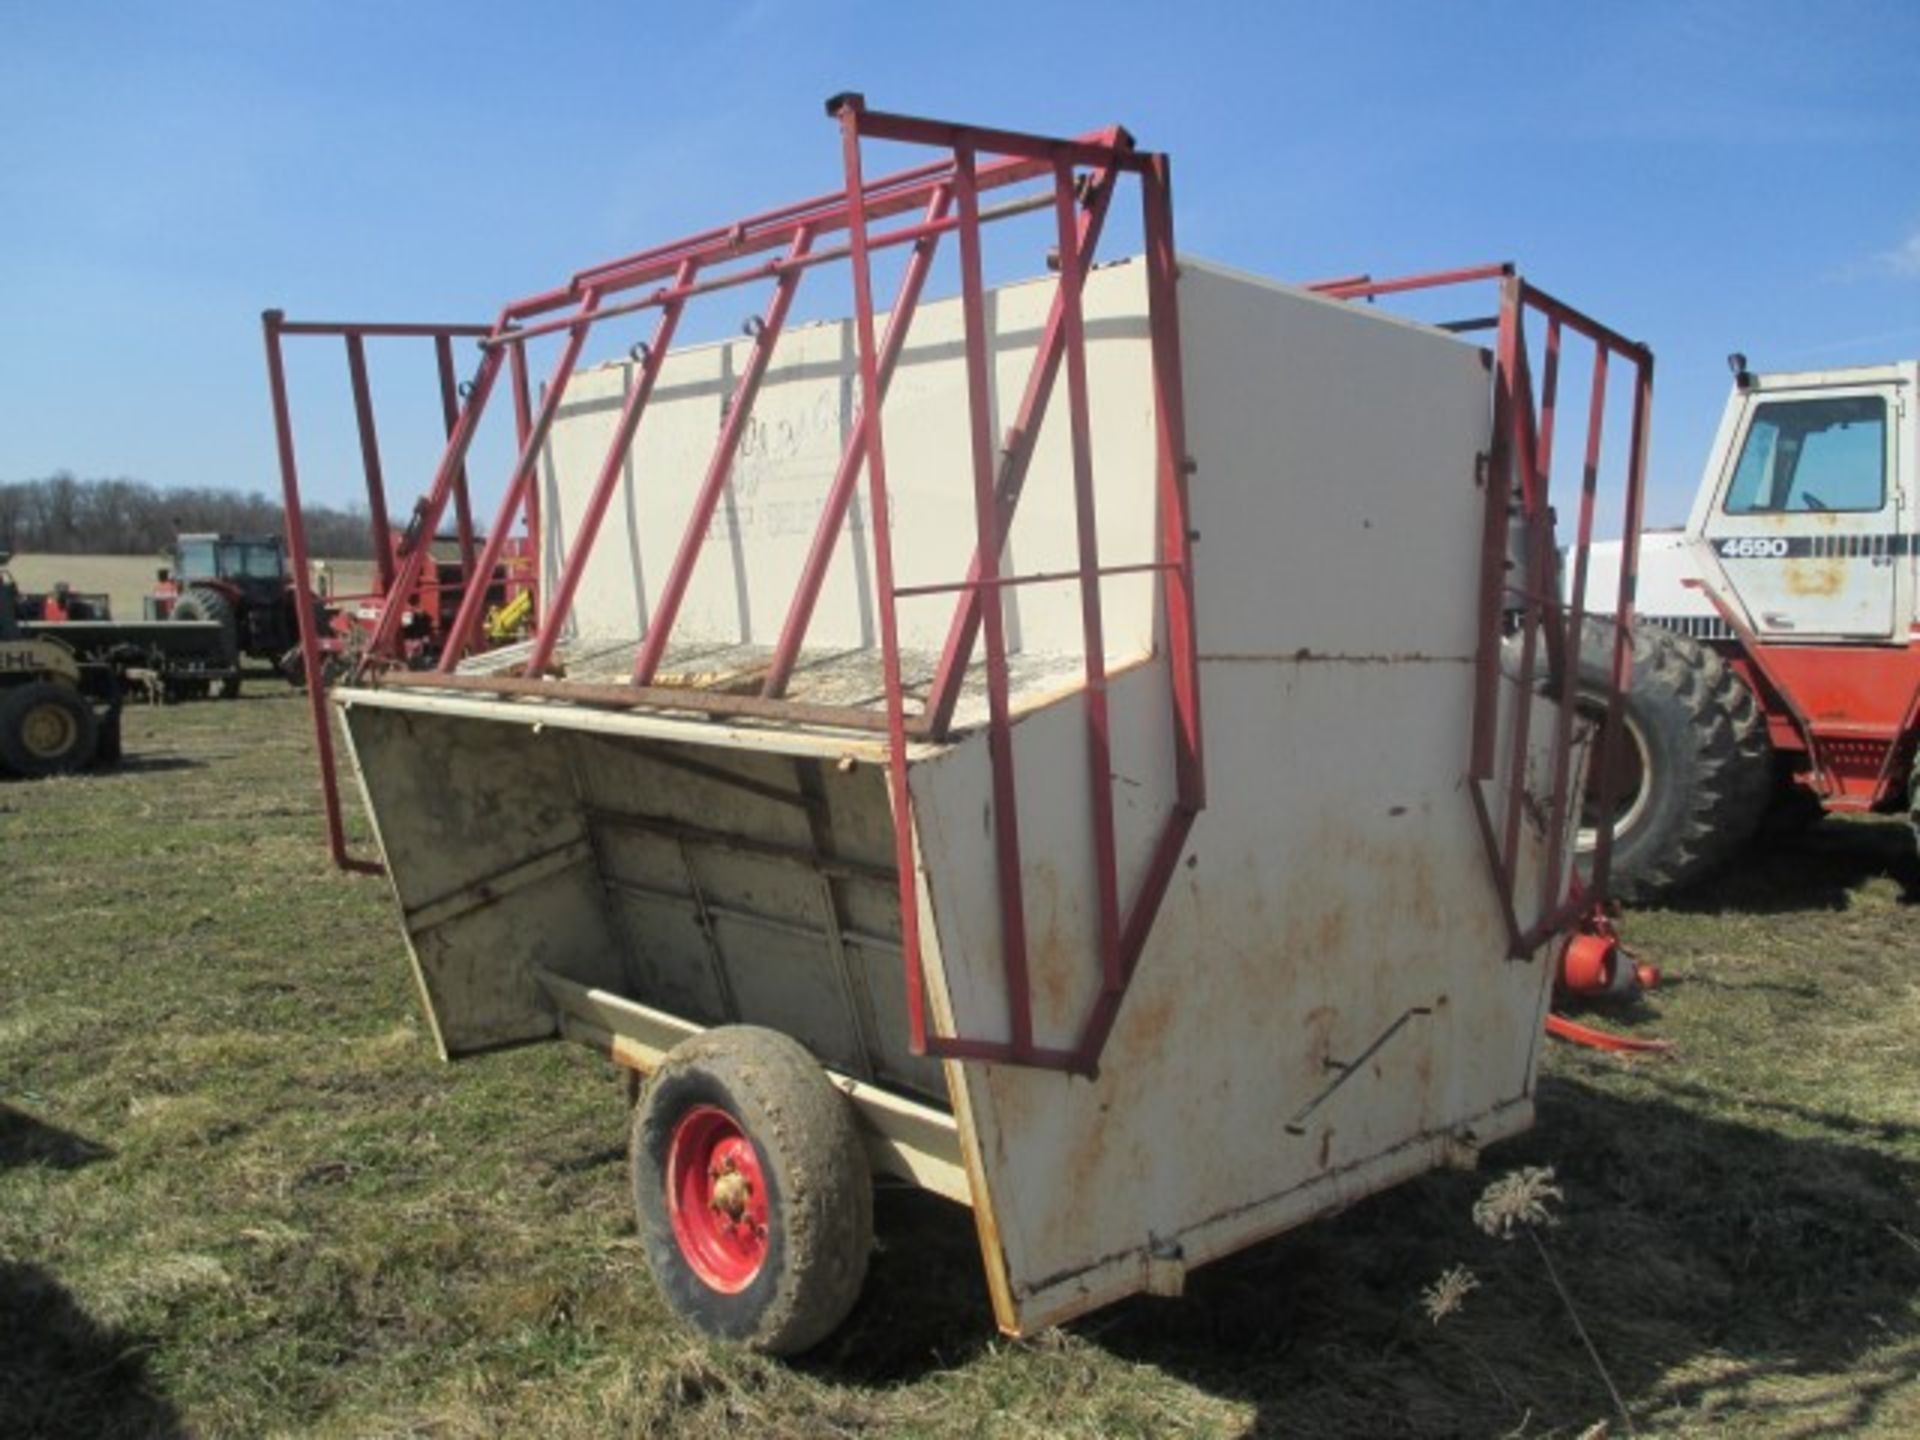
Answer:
1684, 362, 1915, 644
1574, 359, 1920, 902
149, 532, 303, 684
171, 533, 291, 602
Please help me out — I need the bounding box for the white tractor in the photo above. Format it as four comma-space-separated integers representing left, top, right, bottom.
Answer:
1579, 358, 1918, 900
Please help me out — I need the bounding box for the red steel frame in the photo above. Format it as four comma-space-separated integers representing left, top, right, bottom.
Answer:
1314, 264, 1652, 952
266, 99, 1641, 1072
264, 312, 522, 875
265, 97, 1203, 1075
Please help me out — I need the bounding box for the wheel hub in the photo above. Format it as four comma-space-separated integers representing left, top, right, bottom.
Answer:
21, 701, 78, 760
666, 1106, 770, 1293
1578, 711, 1652, 852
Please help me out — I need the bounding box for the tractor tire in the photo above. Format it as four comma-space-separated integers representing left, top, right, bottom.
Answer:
630, 1026, 872, 1356
1575, 617, 1770, 904
1908, 747, 1920, 864
170, 586, 240, 668
0, 682, 100, 778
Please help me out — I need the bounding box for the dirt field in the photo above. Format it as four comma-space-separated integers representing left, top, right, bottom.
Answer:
8, 553, 379, 619
3, 689, 1918, 1437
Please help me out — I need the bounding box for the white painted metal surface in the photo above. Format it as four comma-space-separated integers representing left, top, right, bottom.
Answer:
340, 255, 1586, 1337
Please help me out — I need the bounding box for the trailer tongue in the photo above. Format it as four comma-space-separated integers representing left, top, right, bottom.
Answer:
269, 98, 1651, 1353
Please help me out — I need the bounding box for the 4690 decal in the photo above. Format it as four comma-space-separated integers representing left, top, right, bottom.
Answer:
1717, 536, 1790, 559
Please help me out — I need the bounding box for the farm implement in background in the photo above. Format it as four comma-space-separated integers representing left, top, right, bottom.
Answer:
266, 96, 1655, 1350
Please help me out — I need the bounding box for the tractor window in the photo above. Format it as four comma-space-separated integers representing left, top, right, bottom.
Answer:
1723, 396, 1887, 515
213, 542, 285, 579
177, 538, 217, 577
239, 543, 286, 579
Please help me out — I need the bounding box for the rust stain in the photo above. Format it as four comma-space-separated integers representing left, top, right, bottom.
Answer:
1317, 1128, 1333, 1170
1783, 558, 1844, 597
1025, 862, 1076, 1030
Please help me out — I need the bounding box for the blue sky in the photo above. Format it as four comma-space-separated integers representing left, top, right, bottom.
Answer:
3, 0, 1916, 528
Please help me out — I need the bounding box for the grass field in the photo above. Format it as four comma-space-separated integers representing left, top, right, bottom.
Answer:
3, 688, 1918, 1438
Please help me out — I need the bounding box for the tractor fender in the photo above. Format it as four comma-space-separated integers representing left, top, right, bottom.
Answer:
0, 636, 83, 685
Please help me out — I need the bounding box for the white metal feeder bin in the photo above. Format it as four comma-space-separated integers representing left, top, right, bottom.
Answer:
280, 100, 1651, 1354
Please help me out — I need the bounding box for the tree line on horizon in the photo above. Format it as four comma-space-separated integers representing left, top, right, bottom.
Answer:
0, 472, 377, 559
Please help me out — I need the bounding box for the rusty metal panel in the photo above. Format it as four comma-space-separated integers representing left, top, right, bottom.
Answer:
339, 703, 620, 1057
342, 254, 1588, 1336
342, 691, 943, 1097
900, 267, 1563, 1333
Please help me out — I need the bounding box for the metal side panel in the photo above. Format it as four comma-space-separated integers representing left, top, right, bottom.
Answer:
341, 701, 619, 1058
1175, 258, 1493, 663
910, 655, 1566, 1336
341, 690, 945, 1100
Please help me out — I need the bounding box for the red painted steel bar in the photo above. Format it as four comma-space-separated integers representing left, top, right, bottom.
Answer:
1072, 810, 1197, 1066
362, 335, 508, 664
509, 338, 539, 616
569, 151, 952, 294
921, 154, 1123, 737
261, 310, 380, 876
761, 185, 953, 698
1140, 152, 1206, 811
344, 334, 396, 592
1470, 280, 1525, 782
1589, 355, 1654, 894
496, 191, 1049, 352
952, 143, 1036, 1060
834, 97, 929, 1055
1532, 318, 1569, 683
526, 261, 697, 677
632, 226, 816, 684
275, 320, 492, 338
850, 104, 1150, 174
1497, 323, 1546, 879
1542, 342, 1610, 917
1516, 283, 1646, 367
438, 288, 604, 671
1053, 156, 1123, 994
893, 560, 1177, 599
507, 143, 1057, 328
435, 336, 479, 584
1311, 262, 1513, 302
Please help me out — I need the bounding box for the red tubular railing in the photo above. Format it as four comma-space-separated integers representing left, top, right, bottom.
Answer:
267, 99, 1638, 1073
263, 312, 504, 876
1313, 263, 1653, 947
265, 97, 1201, 1076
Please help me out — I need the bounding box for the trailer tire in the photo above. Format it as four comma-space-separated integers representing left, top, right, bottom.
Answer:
0, 682, 100, 777
1575, 618, 1769, 903
630, 1026, 871, 1355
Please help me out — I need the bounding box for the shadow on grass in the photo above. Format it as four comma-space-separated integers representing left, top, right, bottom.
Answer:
815, 1077, 1920, 1437
0, 1106, 184, 1440
1659, 813, 1919, 916
107, 753, 205, 776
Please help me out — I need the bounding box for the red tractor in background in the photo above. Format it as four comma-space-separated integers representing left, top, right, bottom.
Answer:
147, 532, 305, 696
1577, 357, 1920, 901
145, 527, 537, 693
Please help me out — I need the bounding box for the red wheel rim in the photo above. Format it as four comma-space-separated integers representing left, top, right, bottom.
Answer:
665, 1105, 770, 1293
